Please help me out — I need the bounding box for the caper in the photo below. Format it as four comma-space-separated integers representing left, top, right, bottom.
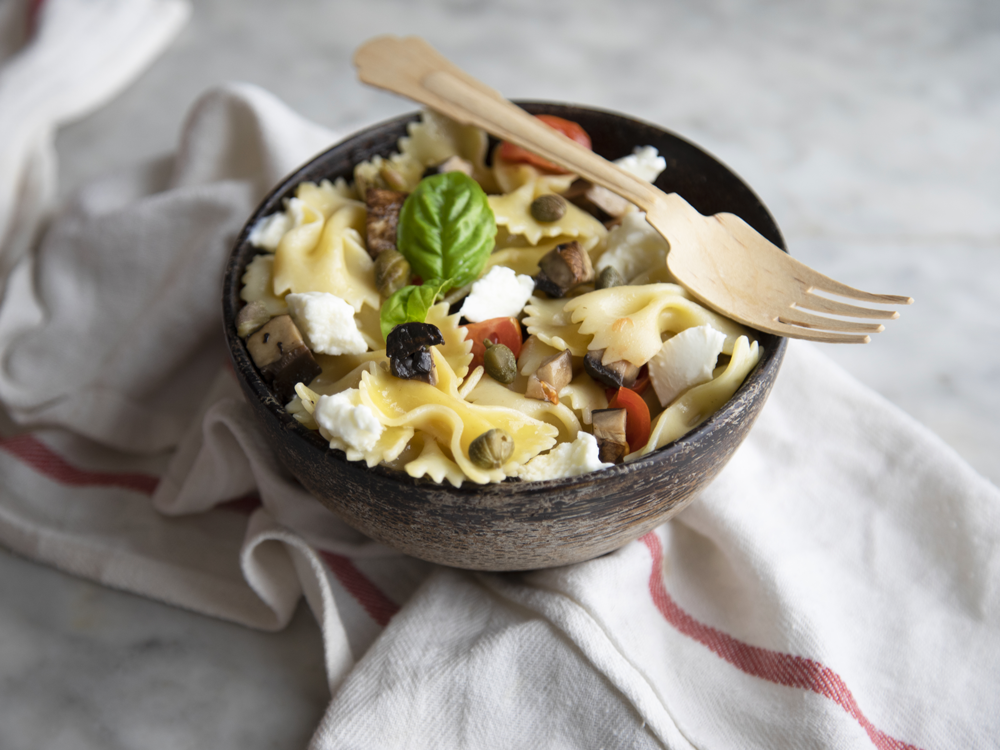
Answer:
374, 249, 411, 298
468, 428, 514, 469
596, 266, 625, 289
530, 194, 566, 223
483, 339, 516, 384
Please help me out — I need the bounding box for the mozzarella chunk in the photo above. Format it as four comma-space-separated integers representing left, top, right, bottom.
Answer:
247, 197, 313, 250
517, 432, 612, 482
595, 211, 669, 282
614, 146, 666, 184
461, 265, 535, 322
248, 212, 291, 250
314, 390, 384, 453
286, 291, 368, 355
648, 324, 727, 406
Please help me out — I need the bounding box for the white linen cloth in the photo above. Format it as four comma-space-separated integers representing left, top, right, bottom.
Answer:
1, 4, 998, 748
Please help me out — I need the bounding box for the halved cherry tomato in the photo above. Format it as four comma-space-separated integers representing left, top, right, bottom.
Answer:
602, 366, 649, 401
497, 115, 592, 174
607, 387, 651, 453
462, 317, 523, 371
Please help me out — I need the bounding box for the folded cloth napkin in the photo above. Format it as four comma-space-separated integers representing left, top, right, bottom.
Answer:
1, 6, 998, 749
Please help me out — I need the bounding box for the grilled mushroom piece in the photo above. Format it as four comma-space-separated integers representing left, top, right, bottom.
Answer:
583, 349, 640, 389
592, 408, 629, 463
525, 350, 573, 404
386, 322, 445, 385
563, 178, 633, 222
235, 300, 271, 339
533, 241, 594, 298
422, 155, 474, 179
365, 188, 407, 258
246, 315, 322, 402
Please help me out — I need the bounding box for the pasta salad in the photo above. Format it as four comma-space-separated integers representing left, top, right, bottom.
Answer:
236, 110, 761, 487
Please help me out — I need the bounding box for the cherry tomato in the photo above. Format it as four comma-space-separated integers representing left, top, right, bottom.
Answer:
607, 387, 651, 453
462, 317, 523, 371
497, 115, 592, 174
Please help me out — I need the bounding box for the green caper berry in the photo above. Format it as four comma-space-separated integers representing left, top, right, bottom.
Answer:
374, 249, 411, 298
596, 266, 625, 289
468, 428, 514, 469
483, 339, 517, 384
529, 194, 566, 223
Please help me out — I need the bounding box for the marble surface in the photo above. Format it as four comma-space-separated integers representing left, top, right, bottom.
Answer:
3, 0, 998, 746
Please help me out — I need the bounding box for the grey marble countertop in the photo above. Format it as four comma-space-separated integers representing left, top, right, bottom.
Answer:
3, 0, 998, 746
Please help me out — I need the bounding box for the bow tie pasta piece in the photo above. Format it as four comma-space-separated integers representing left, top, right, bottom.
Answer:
493, 158, 576, 195
485, 237, 572, 278
467, 378, 582, 444
558, 372, 609, 425
240, 253, 288, 316
360, 350, 558, 485
293, 384, 414, 467
355, 110, 493, 196
403, 435, 468, 488
354, 303, 385, 351
309, 350, 388, 396
426, 302, 474, 380
564, 284, 749, 367
295, 178, 363, 218
628, 335, 761, 459
272, 203, 380, 313
523, 295, 592, 356
489, 180, 607, 251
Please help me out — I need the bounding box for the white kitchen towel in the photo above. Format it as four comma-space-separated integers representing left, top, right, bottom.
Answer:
1, 5, 998, 747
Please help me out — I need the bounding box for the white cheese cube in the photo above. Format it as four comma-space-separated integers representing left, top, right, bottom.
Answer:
247, 197, 311, 250
517, 432, 612, 482
460, 266, 535, 323
314, 390, 384, 454
648, 325, 727, 407
595, 211, 669, 282
614, 146, 666, 184
286, 291, 368, 355
248, 212, 290, 250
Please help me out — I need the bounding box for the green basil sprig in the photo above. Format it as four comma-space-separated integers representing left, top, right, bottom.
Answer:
397, 172, 496, 288
379, 279, 451, 341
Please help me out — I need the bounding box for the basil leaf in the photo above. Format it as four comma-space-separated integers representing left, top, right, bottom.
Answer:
379, 279, 450, 340
397, 172, 496, 289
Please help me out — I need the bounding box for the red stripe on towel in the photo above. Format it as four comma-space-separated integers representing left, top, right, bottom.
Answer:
640, 532, 922, 750
319, 550, 399, 627
0, 433, 160, 495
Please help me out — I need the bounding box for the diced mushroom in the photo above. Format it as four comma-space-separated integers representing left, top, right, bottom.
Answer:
246, 315, 322, 401
365, 188, 407, 258
563, 178, 632, 221
525, 376, 559, 404
386, 322, 445, 386
592, 408, 629, 463
265, 345, 323, 403
533, 241, 594, 298
422, 155, 474, 179
583, 349, 640, 389
247, 315, 308, 369
525, 350, 573, 404
235, 300, 271, 339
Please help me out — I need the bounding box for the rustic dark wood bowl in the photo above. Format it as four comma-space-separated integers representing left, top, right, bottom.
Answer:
222, 103, 787, 571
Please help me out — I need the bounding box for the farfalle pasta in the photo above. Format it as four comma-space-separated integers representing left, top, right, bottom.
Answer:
236, 109, 763, 486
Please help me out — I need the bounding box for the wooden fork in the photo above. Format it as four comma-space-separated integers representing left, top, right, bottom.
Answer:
354, 36, 913, 343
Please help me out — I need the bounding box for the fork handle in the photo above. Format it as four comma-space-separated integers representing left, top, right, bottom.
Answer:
354, 36, 662, 209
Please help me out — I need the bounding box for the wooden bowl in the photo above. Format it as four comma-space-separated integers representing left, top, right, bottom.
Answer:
222, 103, 787, 571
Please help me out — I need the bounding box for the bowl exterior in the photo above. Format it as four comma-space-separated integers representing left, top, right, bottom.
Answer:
223, 104, 787, 571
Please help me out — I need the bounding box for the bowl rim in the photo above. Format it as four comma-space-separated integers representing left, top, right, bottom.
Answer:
222, 102, 788, 499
